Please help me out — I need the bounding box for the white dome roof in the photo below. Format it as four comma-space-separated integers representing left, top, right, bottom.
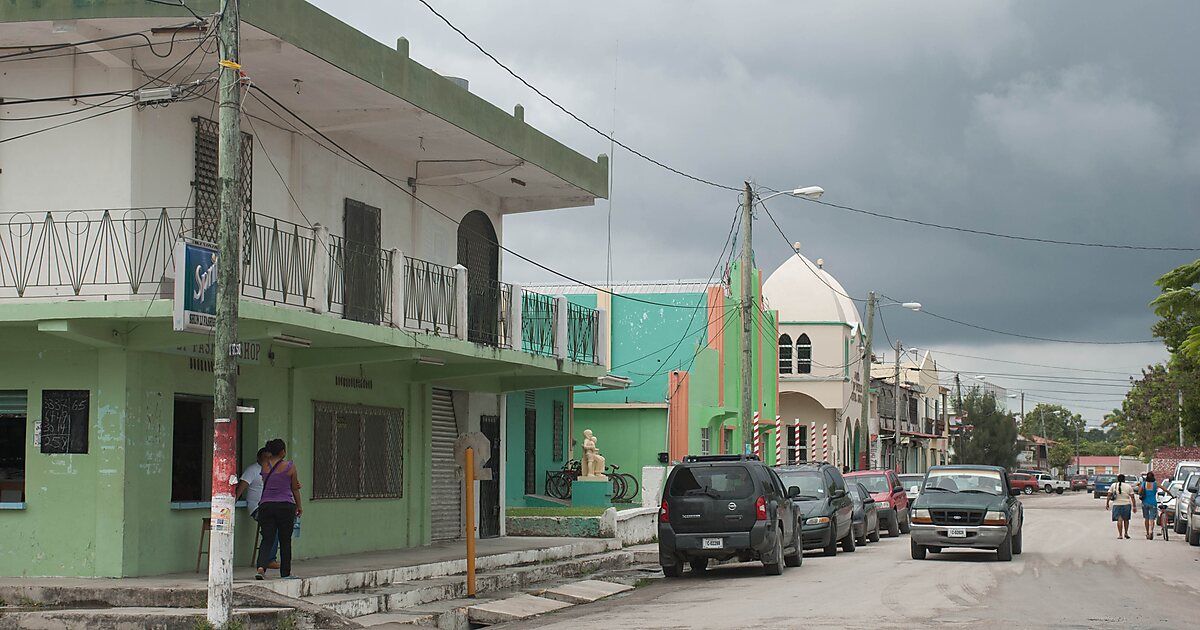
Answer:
763, 253, 861, 325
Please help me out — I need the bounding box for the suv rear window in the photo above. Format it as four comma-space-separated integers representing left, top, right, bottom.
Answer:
669, 465, 755, 499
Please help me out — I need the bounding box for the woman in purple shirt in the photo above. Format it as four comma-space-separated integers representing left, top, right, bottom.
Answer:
256, 438, 302, 580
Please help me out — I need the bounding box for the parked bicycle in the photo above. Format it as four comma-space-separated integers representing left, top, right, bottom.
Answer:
544, 460, 640, 503
608, 464, 640, 503
1159, 502, 1171, 541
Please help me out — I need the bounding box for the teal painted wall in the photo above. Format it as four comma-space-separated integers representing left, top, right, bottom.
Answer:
573, 407, 667, 478
0, 333, 434, 577
504, 388, 570, 507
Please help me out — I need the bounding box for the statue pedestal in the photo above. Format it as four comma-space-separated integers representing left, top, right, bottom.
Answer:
571, 479, 612, 507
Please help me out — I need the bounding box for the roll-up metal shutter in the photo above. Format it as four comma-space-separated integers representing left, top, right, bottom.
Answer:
0, 391, 27, 416
430, 388, 461, 541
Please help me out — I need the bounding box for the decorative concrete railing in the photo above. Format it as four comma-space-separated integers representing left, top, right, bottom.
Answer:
0, 207, 605, 364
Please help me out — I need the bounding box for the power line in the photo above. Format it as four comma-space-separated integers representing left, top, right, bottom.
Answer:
246, 85, 727, 312
907, 305, 1161, 345
801, 197, 1200, 252
413, 0, 738, 193
915, 347, 1144, 376
757, 196, 864, 303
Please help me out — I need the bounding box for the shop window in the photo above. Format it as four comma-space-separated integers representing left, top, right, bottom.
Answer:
312, 401, 404, 499
0, 391, 27, 503
40, 390, 88, 454
171, 397, 243, 502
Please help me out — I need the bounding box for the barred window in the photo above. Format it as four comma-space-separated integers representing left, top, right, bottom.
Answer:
700, 428, 711, 455
313, 401, 404, 499
552, 400, 564, 461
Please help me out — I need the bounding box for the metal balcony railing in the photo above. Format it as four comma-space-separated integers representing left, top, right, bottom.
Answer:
567, 302, 599, 364
467, 280, 512, 348
241, 212, 316, 309
521, 289, 557, 357
403, 256, 457, 337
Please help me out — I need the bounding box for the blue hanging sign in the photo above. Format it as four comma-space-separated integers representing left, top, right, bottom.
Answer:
173, 241, 219, 333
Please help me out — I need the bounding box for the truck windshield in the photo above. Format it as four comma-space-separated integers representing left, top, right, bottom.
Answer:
924, 469, 1005, 495
778, 471, 826, 499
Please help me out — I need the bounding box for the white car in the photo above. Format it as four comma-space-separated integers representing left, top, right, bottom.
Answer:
898, 474, 924, 501
1035, 474, 1069, 494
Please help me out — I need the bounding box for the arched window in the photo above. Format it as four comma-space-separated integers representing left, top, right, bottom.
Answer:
778, 334, 793, 374
457, 210, 499, 345
797, 334, 812, 374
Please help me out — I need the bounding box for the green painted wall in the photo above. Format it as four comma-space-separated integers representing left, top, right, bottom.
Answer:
503, 388, 570, 508
573, 407, 667, 477
0, 333, 435, 577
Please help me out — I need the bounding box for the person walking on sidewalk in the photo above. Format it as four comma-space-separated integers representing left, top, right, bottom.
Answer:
1106, 473, 1136, 540
256, 439, 302, 580
236, 447, 279, 569
1140, 471, 1173, 539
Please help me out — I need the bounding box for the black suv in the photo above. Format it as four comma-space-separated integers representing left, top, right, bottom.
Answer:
777, 463, 856, 556
658, 455, 802, 576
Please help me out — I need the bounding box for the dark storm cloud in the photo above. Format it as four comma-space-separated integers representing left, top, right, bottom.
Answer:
309, 0, 1196, 419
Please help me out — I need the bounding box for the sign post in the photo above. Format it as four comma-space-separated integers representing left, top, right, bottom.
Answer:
465, 447, 476, 598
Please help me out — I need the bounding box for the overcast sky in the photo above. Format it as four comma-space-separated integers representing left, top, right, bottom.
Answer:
310, 1, 1198, 424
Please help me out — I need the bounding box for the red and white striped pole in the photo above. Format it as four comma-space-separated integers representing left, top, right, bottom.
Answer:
752, 412, 761, 459
774, 416, 782, 466
793, 419, 801, 464
810, 422, 816, 462
822, 424, 829, 461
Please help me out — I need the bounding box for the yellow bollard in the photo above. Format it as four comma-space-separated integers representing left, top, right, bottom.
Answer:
466, 447, 476, 598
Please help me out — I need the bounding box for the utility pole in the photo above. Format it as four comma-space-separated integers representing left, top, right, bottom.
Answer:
740, 180, 755, 455
893, 340, 902, 472
954, 373, 963, 464
860, 292, 877, 468
208, 1, 242, 626
1180, 390, 1185, 447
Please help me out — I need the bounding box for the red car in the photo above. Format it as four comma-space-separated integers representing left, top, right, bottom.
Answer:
1009, 473, 1040, 495
844, 470, 910, 536
1070, 474, 1088, 491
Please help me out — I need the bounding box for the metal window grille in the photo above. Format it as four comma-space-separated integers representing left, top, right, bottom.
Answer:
342, 199, 383, 324
521, 289, 557, 357
778, 334, 793, 374
40, 390, 88, 454
701, 428, 711, 455
192, 117, 252, 247
312, 401, 404, 499
566, 302, 599, 364
797, 334, 812, 374
552, 401, 564, 461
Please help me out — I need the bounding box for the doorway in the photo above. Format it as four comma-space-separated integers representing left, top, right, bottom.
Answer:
479, 414, 501, 538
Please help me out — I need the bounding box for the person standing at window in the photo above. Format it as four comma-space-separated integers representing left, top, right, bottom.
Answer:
256, 439, 302, 579
236, 448, 278, 570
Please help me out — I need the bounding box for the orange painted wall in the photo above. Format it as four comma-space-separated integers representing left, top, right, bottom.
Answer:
668, 371, 691, 462
707, 287, 725, 406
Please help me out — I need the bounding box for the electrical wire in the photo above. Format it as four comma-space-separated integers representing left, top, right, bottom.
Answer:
757, 196, 864, 303
413, 0, 738, 193
897, 302, 1162, 346
800, 197, 1200, 253
912, 347, 1144, 376
246, 84, 729, 312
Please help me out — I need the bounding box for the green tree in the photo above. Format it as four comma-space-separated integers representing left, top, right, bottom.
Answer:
954, 387, 1019, 468
1048, 443, 1073, 471
1153, 259, 1200, 361
1081, 440, 1118, 457
1020, 403, 1085, 442
1109, 364, 1200, 457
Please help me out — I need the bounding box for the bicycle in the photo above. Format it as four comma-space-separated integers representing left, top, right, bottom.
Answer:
607, 464, 640, 503
1158, 502, 1171, 541
545, 459, 583, 500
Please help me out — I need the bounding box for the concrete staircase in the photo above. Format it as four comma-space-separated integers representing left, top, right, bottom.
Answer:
275, 539, 639, 628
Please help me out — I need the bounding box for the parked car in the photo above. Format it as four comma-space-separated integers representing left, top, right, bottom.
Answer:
1172, 474, 1200, 535
657, 455, 802, 577
844, 469, 911, 537
898, 474, 925, 501
779, 463, 856, 557
1086, 475, 1097, 492
1070, 475, 1088, 491
847, 482, 881, 546
1094, 474, 1118, 499
1161, 480, 1184, 527
1171, 461, 1200, 486
1036, 473, 1069, 494
910, 465, 1025, 562
1009, 473, 1040, 495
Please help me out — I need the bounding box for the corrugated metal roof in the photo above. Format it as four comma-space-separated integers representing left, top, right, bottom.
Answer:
518, 279, 719, 295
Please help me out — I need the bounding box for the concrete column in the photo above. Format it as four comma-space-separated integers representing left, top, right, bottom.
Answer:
554, 295, 569, 361
596, 308, 610, 367
454, 264, 468, 341
390, 248, 404, 328
311, 223, 330, 314
509, 283, 524, 351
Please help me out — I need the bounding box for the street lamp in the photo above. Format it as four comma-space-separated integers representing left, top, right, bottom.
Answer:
858, 294, 922, 470
740, 183, 824, 455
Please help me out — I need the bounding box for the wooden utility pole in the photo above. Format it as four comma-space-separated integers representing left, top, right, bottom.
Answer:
740, 180, 755, 455
207, 0, 242, 625
860, 292, 876, 467
893, 341, 902, 472
954, 373, 963, 464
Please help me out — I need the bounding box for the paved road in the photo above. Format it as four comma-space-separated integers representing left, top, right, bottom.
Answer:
509, 491, 1200, 629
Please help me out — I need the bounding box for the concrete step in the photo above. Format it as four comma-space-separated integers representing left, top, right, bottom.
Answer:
536, 579, 634, 604
303, 550, 633, 619
628, 543, 658, 564
267, 538, 622, 599
468, 594, 571, 626
353, 610, 438, 627
0, 606, 292, 630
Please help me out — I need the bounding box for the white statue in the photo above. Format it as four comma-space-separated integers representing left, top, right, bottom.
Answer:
580, 429, 607, 481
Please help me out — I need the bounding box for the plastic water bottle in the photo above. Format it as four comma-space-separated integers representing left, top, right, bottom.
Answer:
292, 516, 301, 539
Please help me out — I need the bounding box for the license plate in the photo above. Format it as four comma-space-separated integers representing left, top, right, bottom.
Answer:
702, 537, 724, 549
947, 527, 967, 538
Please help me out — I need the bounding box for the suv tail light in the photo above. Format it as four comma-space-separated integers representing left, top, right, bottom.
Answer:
659, 500, 669, 523
755, 496, 768, 520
